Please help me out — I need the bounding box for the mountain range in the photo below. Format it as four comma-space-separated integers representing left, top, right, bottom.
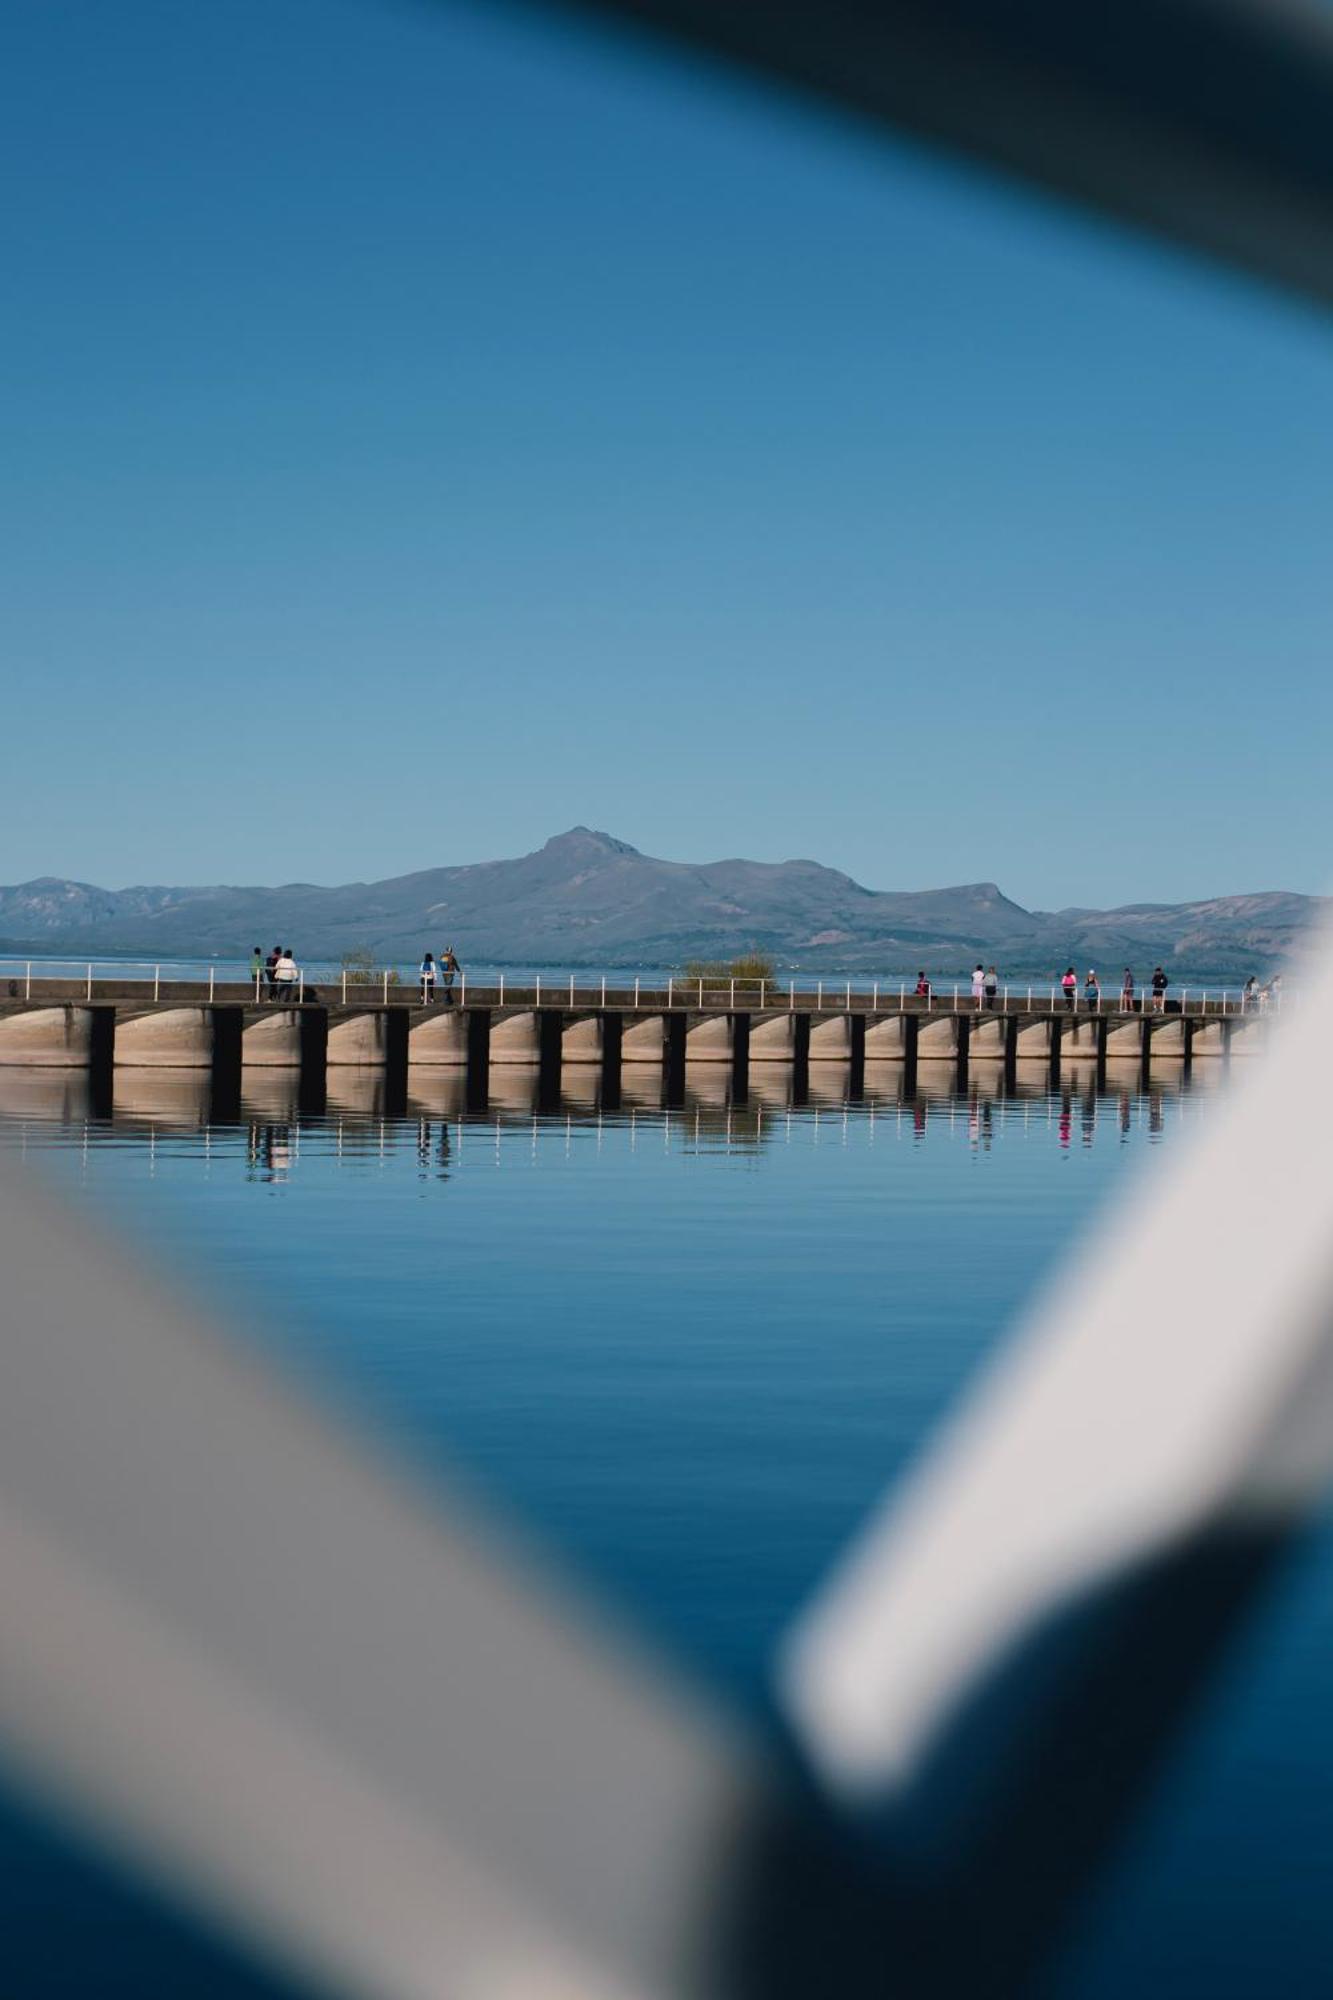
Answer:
0, 828, 1320, 975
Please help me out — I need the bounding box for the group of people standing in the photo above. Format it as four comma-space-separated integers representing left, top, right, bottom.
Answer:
1059, 967, 1169, 1011
251, 945, 299, 998
418, 949, 461, 1003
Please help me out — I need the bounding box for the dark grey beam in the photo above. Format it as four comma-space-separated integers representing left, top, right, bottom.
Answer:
558, 0, 1333, 307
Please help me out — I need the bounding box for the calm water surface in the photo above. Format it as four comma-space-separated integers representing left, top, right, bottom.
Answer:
3, 1056, 1331, 1994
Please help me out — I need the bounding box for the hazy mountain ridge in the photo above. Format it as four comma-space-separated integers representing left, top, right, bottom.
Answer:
0, 829, 1321, 974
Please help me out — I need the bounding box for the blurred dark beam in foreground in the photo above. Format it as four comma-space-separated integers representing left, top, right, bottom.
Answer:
559, 0, 1333, 307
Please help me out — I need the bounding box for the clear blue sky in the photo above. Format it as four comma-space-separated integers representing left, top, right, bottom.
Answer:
5, 0, 1331, 910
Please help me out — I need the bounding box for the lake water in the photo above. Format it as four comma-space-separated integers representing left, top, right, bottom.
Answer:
3, 1057, 1331, 1994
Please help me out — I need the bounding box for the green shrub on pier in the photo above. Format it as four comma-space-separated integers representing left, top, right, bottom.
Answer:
338, 947, 401, 987
682, 951, 778, 994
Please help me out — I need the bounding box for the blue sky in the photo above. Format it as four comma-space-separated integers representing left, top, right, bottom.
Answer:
4, 0, 1331, 910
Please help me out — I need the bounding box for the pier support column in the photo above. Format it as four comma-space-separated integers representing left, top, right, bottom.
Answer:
1229, 1020, 1266, 1056
621, 1015, 667, 1064
968, 1014, 1008, 1058
113, 1007, 215, 1068
489, 1010, 542, 1064
408, 1009, 469, 1066
0, 1006, 97, 1067
685, 1014, 735, 1064
561, 1014, 604, 1065
865, 1014, 910, 1058
748, 1013, 799, 1062
1148, 1016, 1188, 1057
917, 1014, 962, 1060
1060, 1017, 1105, 1061
242, 1008, 303, 1067
1106, 1016, 1148, 1060
809, 1014, 853, 1060
1015, 1018, 1054, 1060
326, 1012, 388, 1067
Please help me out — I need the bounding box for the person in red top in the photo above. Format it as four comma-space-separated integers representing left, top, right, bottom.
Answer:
915, 971, 931, 998
1061, 967, 1078, 1011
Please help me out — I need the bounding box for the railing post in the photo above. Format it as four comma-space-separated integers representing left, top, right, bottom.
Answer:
846, 981, 851, 1010
872, 982, 878, 1009
760, 980, 766, 1008
499, 973, 505, 1005
25, 962, 31, 1001
342, 970, 347, 1004
953, 982, 958, 1007
789, 981, 794, 1010
570, 973, 575, 1006
536, 974, 542, 1006
209, 967, 215, 1002
668, 976, 674, 1007
730, 978, 735, 1009
299, 972, 305, 1004
383, 971, 388, 1005
899, 981, 905, 1006
460, 972, 466, 1007
817, 981, 823, 1009
601, 976, 607, 1006
635, 976, 641, 1008
699, 979, 704, 1007
153, 965, 160, 1003
87, 963, 93, 1000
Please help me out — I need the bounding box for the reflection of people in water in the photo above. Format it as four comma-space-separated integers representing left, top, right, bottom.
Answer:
1119, 1090, 1132, 1141
260, 1124, 294, 1177
1059, 1092, 1072, 1150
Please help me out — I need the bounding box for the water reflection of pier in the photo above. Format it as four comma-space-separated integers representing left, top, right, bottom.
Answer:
0, 1054, 1217, 1164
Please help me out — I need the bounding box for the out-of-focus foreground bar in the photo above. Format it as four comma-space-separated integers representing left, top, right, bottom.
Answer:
565, 0, 1333, 307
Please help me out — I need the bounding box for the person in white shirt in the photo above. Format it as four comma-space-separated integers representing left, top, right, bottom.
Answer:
971, 963, 985, 1008
274, 949, 298, 996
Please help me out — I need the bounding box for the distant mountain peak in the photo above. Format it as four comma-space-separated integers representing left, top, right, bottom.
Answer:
541, 827, 641, 859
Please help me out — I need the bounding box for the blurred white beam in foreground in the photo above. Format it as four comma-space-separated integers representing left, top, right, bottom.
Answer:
0, 1152, 762, 2000
782, 939, 1333, 1803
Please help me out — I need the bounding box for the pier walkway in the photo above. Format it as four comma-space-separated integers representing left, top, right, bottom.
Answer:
0, 971, 1272, 1084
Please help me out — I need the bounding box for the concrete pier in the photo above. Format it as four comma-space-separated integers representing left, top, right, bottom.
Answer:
749, 1013, 800, 1062
917, 1015, 962, 1060
561, 1014, 604, 1066
0, 1006, 99, 1067
489, 1011, 542, 1065
685, 1014, 735, 1064
242, 1009, 303, 1067
407, 1010, 469, 1066
114, 1006, 215, 1068
0, 985, 1269, 1114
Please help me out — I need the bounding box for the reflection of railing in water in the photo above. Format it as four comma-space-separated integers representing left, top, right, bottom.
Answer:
0, 1057, 1207, 1163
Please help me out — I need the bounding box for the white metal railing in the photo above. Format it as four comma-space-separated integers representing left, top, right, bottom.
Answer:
0, 961, 1286, 1017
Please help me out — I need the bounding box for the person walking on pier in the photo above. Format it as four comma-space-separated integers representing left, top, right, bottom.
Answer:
1151, 965, 1169, 1013
1242, 974, 1259, 1014
250, 946, 263, 994
1084, 968, 1101, 1009
984, 966, 999, 1009
439, 946, 460, 1005
420, 952, 437, 1003
915, 970, 931, 1000
1121, 967, 1135, 1011
264, 945, 281, 1000
972, 964, 985, 1007
1061, 967, 1077, 1011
